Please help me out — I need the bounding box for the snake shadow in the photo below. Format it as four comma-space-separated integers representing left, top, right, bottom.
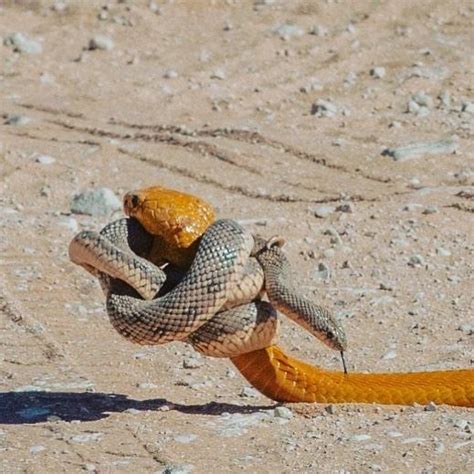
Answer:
0, 391, 276, 425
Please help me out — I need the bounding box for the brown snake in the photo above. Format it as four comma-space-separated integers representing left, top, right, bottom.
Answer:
69, 214, 346, 359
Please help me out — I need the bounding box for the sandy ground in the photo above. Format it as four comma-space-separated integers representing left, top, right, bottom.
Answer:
0, 0, 473, 472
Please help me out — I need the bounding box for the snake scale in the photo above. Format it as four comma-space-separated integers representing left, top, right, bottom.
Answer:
69, 186, 473, 407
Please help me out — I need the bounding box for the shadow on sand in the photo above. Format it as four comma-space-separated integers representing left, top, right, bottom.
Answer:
0, 391, 276, 424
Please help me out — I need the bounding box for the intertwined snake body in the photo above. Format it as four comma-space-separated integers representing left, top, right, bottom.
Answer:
69, 186, 473, 407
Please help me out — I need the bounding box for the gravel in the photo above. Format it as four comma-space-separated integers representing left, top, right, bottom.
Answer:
70, 187, 121, 216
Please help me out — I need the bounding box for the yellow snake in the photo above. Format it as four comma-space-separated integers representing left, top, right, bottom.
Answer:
72, 186, 474, 407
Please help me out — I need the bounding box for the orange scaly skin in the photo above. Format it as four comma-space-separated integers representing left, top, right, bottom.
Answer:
125, 186, 474, 407
231, 346, 474, 407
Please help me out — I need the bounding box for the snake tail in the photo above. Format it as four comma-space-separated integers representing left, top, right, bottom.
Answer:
230, 345, 474, 407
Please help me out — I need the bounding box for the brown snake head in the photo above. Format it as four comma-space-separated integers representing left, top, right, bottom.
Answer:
124, 186, 216, 268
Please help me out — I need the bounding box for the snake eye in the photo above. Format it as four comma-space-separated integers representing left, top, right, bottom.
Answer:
127, 194, 140, 209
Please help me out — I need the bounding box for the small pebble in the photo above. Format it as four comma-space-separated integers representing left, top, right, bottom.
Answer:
323, 248, 335, 259
149, 1, 161, 14
5, 115, 32, 126
370, 67, 386, 79
309, 25, 328, 37
89, 35, 114, 51
461, 102, 474, 115
436, 247, 451, 257
35, 154, 56, 165
424, 401, 437, 412
272, 23, 305, 40
412, 91, 433, 108
70, 432, 103, 444
182, 357, 203, 369
162, 464, 194, 474
452, 419, 470, 431
240, 386, 260, 398
382, 350, 397, 360
70, 187, 121, 216
29, 445, 46, 454
351, 434, 371, 442
408, 255, 425, 267
407, 100, 421, 114
174, 433, 198, 444
314, 262, 330, 280
164, 69, 178, 79
273, 406, 293, 420
58, 217, 79, 233
137, 382, 158, 389
336, 203, 354, 213
422, 206, 439, 215
211, 68, 226, 80
458, 323, 474, 335
324, 404, 335, 415
311, 99, 339, 117
312, 206, 334, 218
439, 91, 451, 108
383, 138, 458, 161
4, 32, 42, 54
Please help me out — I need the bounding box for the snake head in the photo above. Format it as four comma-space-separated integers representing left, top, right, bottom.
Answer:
123, 186, 216, 249
322, 320, 347, 352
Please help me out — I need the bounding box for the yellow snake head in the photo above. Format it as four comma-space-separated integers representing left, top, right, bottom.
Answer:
123, 186, 216, 268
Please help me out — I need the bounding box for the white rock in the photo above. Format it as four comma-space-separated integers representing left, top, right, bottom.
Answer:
382, 350, 397, 360
273, 406, 293, 419
240, 386, 260, 398
211, 69, 226, 80
4, 32, 42, 54
70, 432, 103, 443
35, 154, 56, 165
436, 247, 451, 257
351, 434, 371, 441
370, 67, 386, 79
89, 35, 114, 51
272, 23, 305, 40
164, 69, 178, 79
29, 445, 46, 454
174, 433, 198, 444
70, 187, 121, 216
312, 206, 335, 218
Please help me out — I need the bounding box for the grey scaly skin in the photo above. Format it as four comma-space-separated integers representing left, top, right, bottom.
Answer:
253, 238, 347, 352
69, 218, 346, 357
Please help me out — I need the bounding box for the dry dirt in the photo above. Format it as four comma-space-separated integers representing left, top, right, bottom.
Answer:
0, 1, 473, 473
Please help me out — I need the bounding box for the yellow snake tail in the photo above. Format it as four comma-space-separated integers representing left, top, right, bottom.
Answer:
230, 345, 474, 407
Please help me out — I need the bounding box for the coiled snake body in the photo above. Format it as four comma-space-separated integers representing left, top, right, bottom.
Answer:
69, 186, 473, 407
